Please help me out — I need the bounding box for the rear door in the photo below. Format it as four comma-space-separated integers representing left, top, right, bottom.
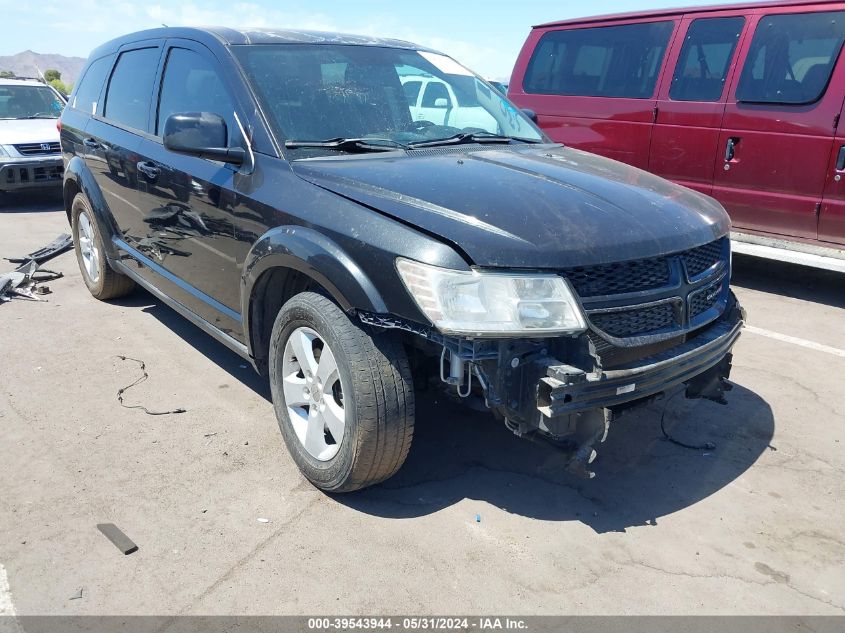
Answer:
649, 12, 749, 196
82, 45, 163, 238
510, 19, 678, 169
713, 8, 845, 240
819, 98, 845, 244
132, 40, 246, 331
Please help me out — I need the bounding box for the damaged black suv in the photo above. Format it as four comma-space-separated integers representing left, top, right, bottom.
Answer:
60, 27, 744, 491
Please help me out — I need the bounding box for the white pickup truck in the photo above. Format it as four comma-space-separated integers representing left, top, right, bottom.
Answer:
400, 74, 498, 131
0, 78, 65, 196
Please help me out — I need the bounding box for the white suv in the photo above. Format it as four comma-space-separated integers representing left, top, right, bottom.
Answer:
400, 74, 498, 130
0, 78, 65, 196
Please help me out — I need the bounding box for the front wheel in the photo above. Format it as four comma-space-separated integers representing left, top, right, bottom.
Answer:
269, 292, 415, 492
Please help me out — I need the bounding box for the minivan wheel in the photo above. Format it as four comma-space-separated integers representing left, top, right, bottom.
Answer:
71, 193, 135, 300
269, 292, 415, 492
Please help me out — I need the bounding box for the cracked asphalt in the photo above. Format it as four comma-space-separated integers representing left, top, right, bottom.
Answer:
1, 191, 843, 615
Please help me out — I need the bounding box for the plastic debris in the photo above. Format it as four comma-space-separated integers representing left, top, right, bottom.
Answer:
475, 514, 481, 523
257, 518, 270, 524
96, 523, 138, 555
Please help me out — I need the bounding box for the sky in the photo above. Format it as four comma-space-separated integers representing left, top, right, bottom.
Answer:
0, 0, 751, 81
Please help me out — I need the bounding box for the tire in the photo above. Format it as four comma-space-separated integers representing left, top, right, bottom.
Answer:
269, 292, 415, 492
71, 192, 135, 300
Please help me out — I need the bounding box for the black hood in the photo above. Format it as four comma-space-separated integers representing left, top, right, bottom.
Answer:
291, 145, 731, 268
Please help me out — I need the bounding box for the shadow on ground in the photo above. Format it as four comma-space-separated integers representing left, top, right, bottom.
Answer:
732, 253, 845, 309
112, 284, 776, 533
0, 189, 64, 213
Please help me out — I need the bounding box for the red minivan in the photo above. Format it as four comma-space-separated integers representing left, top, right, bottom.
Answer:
509, 0, 845, 268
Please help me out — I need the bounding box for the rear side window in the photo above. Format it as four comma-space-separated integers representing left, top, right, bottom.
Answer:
104, 47, 161, 131
736, 11, 845, 105
156, 47, 235, 141
523, 21, 675, 98
72, 55, 113, 115
671, 17, 745, 102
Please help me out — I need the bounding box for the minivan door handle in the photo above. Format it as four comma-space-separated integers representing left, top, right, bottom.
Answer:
836, 145, 845, 171
136, 161, 160, 180
82, 138, 100, 149
724, 137, 740, 162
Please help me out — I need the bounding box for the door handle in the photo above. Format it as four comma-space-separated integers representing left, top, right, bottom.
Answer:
724, 137, 740, 162
82, 138, 100, 149
836, 145, 845, 171
136, 161, 160, 180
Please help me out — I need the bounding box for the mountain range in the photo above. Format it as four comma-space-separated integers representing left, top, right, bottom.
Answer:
0, 51, 86, 84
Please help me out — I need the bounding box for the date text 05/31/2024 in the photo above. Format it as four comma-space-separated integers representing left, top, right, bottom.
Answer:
307, 618, 529, 630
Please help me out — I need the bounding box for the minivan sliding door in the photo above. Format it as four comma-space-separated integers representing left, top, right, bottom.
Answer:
713, 9, 845, 240
649, 13, 748, 196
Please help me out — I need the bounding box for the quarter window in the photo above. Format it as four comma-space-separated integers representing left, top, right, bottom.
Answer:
156, 47, 235, 141
72, 55, 113, 115
670, 17, 745, 102
736, 11, 845, 105
523, 21, 675, 98
104, 47, 161, 131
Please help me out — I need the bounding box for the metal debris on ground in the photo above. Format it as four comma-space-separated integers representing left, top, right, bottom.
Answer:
115, 355, 187, 416
660, 392, 717, 451
69, 587, 84, 600
5, 233, 73, 265
0, 258, 63, 303
96, 523, 139, 555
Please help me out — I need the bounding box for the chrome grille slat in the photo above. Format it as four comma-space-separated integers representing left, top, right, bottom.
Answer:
13, 142, 60, 156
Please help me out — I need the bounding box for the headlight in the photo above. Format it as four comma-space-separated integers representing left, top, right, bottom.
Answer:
396, 258, 587, 336
0, 145, 8, 157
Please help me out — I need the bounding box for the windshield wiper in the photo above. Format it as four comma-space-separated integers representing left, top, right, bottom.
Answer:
284, 137, 409, 153
407, 132, 542, 149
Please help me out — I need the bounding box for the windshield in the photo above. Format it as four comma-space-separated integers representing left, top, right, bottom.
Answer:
232, 44, 545, 154
0, 85, 64, 119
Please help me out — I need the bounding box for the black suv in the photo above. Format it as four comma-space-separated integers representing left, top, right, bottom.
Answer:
60, 27, 744, 491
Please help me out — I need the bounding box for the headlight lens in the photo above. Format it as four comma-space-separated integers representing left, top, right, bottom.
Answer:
0, 145, 8, 157
396, 258, 587, 336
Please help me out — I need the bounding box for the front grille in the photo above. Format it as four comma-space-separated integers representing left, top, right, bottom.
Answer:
14, 142, 60, 155
590, 303, 676, 338
566, 238, 727, 341
682, 238, 724, 278
689, 280, 723, 318
562, 257, 670, 298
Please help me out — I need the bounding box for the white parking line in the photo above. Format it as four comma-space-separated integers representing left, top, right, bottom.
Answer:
0, 565, 14, 617
745, 325, 845, 359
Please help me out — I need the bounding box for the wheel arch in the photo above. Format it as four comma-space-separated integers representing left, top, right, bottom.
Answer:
242, 226, 388, 373
63, 156, 121, 261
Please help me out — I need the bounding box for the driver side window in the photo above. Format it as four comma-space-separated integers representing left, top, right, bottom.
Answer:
157, 47, 237, 144
421, 82, 452, 108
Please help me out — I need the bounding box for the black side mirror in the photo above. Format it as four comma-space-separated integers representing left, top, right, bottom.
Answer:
163, 112, 245, 165
521, 108, 538, 124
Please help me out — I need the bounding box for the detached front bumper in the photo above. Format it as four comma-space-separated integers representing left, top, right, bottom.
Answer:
539, 300, 744, 419
0, 157, 63, 191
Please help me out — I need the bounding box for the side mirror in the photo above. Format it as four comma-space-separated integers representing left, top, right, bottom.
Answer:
521, 108, 538, 124
434, 97, 450, 108
163, 112, 244, 165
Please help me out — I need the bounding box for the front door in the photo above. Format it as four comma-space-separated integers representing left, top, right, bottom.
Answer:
649, 13, 748, 196
712, 9, 845, 240
133, 42, 246, 334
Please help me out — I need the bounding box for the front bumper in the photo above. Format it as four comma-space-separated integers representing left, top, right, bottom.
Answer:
0, 158, 63, 191
539, 300, 744, 418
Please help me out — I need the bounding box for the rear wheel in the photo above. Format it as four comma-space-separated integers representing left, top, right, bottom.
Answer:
71, 193, 135, 300
269, 292, 415, 492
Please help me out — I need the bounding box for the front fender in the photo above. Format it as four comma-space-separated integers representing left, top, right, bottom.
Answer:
64, 156, 122, 262
241, 224, 388, 320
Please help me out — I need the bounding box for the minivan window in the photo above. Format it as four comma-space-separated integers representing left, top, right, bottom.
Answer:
670, 17, 745, 102
736, 11, 845, 105
157, 47, 235, 141
523, 21, 675, 98
72, 55, 113, 115
232, 44, 543, 152
104, 47, 161, 131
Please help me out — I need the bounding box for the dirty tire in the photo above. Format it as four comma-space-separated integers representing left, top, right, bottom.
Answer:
269, 292, 415, 492
71, 192, 135, 300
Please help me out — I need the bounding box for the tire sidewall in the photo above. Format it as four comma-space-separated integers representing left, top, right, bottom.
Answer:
71, 193, 106, 296
269, 295, 361, 490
